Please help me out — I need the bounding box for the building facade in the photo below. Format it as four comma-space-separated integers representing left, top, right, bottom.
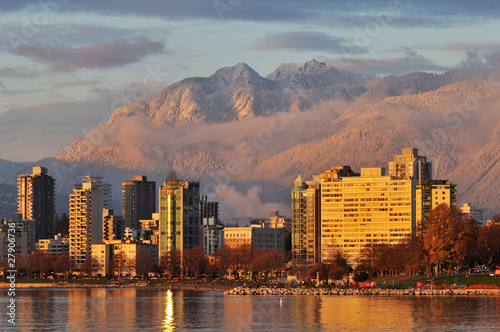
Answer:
102, 209, 124, 242
223, 227, 252, 248
388, 148, 432, 184
415, 179, 457, 226
36, 234, 69, 255
122, 175, 156, 230
265, 211, 291, 231
291, 175, 321, 266
0, 214, 35, 260
320, 167, 416, 265
17, 166, 55, 240
69, 176, 111, 268
251, 224, 286, 251
158, 179, 200, 263
93, 241, 158, 277
460, 203, 484, 226
200, 196, 223, 255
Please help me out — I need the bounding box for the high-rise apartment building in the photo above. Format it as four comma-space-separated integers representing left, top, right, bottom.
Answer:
122, 175, 156, 229
69, 176, 111, 268
291, 174, 321, 266
200, 196, 223, 256
415, 179, 457, 226
17, 166, 55, 240
321, 167, 416, 265
102, 209, 124, 241
388, 148, 432, 184
158, 179, 200, 263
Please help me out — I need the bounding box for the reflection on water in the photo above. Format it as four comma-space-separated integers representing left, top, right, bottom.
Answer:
162, 290, 174, 331
1, 288, 499, 331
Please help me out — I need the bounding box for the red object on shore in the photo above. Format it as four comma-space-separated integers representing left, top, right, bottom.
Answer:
358, 282, 376, 288
416, 282, 423, 288
350, 282, 376, 288
464, 284, 500, 289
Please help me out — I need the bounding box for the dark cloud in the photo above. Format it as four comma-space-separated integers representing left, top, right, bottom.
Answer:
253, 32, 367, 54
2, 1, 499, 24
15, 38, 164, 71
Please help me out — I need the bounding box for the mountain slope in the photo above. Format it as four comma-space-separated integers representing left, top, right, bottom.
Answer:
46, 63, 500, 219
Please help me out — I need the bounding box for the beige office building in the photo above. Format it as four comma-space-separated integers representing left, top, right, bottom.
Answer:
321, 167, 416, 265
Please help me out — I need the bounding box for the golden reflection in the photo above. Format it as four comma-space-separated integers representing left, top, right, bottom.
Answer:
162, 290, 174, 331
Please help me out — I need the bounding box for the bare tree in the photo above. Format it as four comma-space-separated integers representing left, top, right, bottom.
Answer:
160, 248, 181, 278
125, 257, 136, 276
136, 251, 153, 278
166, 170, 178, 182
423, 204, 478, 274
82, 257, 99, 277
113, 252, 124, 277
53, 253, 71, 276
186, 247, 208, 278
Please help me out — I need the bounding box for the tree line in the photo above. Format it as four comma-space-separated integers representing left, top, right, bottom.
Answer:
1, 244, 288, 280
356, 204, 500, 278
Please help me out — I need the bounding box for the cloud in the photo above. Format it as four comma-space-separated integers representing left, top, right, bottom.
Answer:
1, 0, 499, 24
253, 32, 367, 54
326, 50, 451, 76
0, 66, 42, 77
443, 42, 500, 52
100, 108, 336, 171
209, 185, 287, 219
52, 79, 105, 88
15, 38, 164, 71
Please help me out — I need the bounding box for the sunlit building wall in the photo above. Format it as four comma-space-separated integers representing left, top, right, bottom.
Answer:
415, 180, 457, 227
69, 176, 111, 267
291, 174, 321, 266
158, 180, 200, 264
223, 227, 252, 248
460, 202, 483, 226
320, 167, 416, 265
388, 148, 432, 184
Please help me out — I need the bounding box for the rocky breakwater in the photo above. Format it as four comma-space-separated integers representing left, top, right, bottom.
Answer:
224, 286, 500, 296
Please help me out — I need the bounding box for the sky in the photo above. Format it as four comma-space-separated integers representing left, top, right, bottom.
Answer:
1, 0, 500, 162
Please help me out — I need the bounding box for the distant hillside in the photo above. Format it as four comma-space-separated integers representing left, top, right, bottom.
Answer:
0, 183, 17, 220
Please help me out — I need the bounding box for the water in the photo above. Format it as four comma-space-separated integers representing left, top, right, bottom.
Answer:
1, 288, 500, 331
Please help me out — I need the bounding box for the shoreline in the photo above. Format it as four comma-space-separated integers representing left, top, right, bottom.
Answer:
0, 281, 237, 292
225, 286, 500, 297
3, 281, 500, 296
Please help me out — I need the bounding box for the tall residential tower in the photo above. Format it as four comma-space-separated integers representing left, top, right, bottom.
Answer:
69, 175, 111, 267
122, 175, 156, 229
17, 166, 55, 240
388, 148, 432, 184
158, 179, 200, 263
